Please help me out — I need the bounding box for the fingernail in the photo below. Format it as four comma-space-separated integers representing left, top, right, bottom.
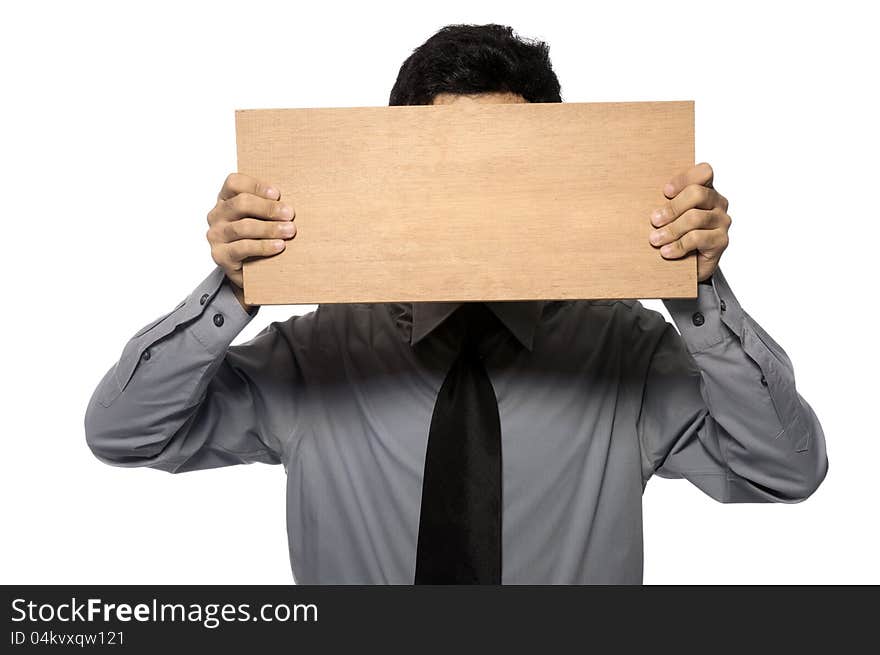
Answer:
266, 187, 280, 199
660, 244, 673, 256
279, 223, 296, 237
649, 230, 663, 245
278, 204, 293, 219
664, 183, 675, 197
651, 209, 664, 225
272, 240, 285, 251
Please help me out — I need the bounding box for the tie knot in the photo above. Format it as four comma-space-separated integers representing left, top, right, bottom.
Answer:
456, 303, 500, 351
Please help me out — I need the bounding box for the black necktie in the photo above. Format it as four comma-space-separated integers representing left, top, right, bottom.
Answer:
415, 303, 503, 584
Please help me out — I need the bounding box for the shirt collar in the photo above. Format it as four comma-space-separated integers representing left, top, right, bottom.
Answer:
410, 301, 543, 351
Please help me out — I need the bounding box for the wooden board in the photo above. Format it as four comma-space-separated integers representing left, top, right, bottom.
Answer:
236, 101, 696, 305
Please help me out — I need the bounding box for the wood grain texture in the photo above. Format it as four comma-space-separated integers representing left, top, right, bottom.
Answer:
236, 101, 696, 305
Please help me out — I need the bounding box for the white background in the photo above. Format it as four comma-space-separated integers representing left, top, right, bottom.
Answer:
2, 0, 877, 584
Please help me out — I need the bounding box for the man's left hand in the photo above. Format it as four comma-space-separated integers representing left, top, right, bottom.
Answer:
649, 162, 731, 282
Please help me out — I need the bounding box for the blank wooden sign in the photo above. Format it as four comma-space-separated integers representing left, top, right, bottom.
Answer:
236, 101, 695, 305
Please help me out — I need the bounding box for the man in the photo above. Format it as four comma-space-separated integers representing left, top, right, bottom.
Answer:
84, 24, 828, 584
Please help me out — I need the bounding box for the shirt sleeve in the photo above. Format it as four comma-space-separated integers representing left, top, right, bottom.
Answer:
84, 266, 309, 473
638, 267, 828, 502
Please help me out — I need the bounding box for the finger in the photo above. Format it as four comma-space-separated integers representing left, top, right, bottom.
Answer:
216, 193, 294, 223
222, 239, 287, 268
649, 209, 726, 247
226, 270, 243, 288
213, 218, 297, 243
218, 173, 281, 201
659, 228, 728, 260
651, 184, 720, 227
664, 162, 714, 199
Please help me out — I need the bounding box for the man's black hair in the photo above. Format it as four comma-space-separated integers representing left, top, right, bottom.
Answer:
389, 24, 562, 106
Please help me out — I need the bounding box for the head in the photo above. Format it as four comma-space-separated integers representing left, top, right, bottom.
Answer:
388, 24, 562, 107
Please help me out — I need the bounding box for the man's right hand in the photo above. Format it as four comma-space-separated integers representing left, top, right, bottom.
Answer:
207, 173, 296, 310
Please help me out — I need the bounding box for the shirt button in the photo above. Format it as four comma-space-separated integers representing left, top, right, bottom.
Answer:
692, 312, 705, 327
213, 313, 224, 327
720, 299, 727, 312
200, 293, 210, 305
141, 349, 151, 361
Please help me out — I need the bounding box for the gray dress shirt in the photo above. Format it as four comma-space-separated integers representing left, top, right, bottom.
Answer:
84, 266, 827, 584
